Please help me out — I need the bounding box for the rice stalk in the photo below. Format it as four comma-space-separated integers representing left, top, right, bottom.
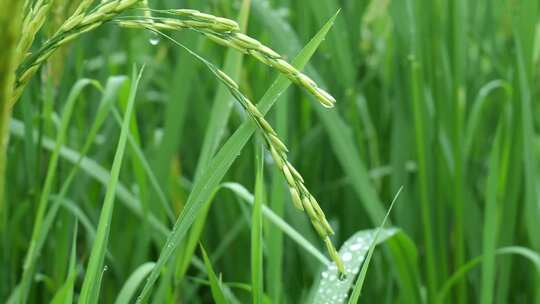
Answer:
148, 28, 345, 275
17, 0, 53, 65
117, 13, 337, 109
11, 0, 143, 106
219, 75, 345, 273
0, 0, 23, 223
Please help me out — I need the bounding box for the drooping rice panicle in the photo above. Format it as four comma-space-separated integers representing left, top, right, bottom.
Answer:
17, 0, 53, 64
218, 66, 345, 275
143, 27, 344, 274
117, 15, 337, 109
11, 0, 142, 106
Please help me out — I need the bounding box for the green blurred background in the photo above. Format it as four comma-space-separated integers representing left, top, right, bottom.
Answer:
2, 0, 540, 303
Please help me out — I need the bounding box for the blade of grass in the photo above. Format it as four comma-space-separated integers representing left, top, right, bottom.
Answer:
513, 1, 540, 297
252, 143, 264, 304
464, 80, 511, 159
114, 262, 156, 304
79, 66, 143, 304
449, 0, 467, 301
200, 245, 229, 304
480, 122, 504, 304
50, 220, 78, 304
348, 186, 403, 303
267, 96, 287, 303
409, 56, 437, 302
515, 19, 540, 250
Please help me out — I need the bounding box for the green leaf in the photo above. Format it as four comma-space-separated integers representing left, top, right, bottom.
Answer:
200, 245, 229, 304
50, 221, 78, 304
348, 187, 403, 303
114, 263, 156, 304
79, 66, 143, 304
313, 228, 398, 304
480, 124, 504, 304
251, 144, 264, 304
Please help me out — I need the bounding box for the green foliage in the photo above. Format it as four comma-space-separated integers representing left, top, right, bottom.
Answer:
2, 0, 540, 303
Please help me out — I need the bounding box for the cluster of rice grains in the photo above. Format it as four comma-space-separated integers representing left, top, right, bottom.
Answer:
119, 8, 345, 275
13, 0, 142, 105
118, 9, 344, 274
13, 2, 345, 276
212, 67, 346, 275
117, 9, 337, 108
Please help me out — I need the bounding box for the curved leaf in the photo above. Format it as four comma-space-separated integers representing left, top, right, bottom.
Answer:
313, 228, 398, 304
114, 263, 156, 304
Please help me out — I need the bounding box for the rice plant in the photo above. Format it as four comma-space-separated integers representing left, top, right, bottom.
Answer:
1, 0, 540, 303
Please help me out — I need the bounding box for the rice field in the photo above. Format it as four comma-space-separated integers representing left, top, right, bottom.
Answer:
1, 0, 540, 303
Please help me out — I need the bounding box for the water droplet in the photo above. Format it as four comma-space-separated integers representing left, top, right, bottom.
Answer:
342, 251, 353, 262
149, 33, 160, 45
350, 243, 363, 251
329, 274, 337, 281
103, 265, 108, 271
321, 271, 329, 279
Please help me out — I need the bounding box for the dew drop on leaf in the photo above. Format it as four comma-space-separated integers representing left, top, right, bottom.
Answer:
149, 33, 160, 46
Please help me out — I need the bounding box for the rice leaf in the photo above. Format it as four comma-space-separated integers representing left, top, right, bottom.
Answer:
348, 186, 403, 303
50, 221, 78, 304
480, 124, 503, 304
79, 66, 143, 304
114, 262, 156, 304
200, 245, 229, 304
252, 144, 264, 304
313, 228, 398, 304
